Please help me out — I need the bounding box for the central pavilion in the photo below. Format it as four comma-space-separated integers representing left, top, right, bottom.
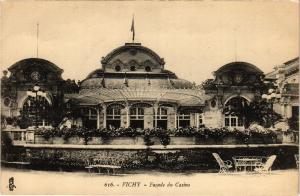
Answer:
65, 42, 211, 130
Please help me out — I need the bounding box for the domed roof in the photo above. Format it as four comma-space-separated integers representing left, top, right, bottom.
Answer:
80, 76, 193, 89
80, 43, 194, 90
101, 43, 165, 66
100, 43, 166, 74
8, 58, 63, 73
215, 61, 263, 75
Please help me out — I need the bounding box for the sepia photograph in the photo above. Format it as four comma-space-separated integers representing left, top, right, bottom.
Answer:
0, 0, 299, 195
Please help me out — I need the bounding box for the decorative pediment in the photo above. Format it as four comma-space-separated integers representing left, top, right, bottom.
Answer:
215, 62, 264, 86
101, 43, 165, 67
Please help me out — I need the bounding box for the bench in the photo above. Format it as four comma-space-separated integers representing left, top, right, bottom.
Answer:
1, 160, 31, 165
85, 164, 121, 174
1, 160, 31, 169
232, 156, 266, 172
85, 157, 122, 175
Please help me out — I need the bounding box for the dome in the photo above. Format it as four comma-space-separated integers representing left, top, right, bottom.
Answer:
215, 61, 263, 75
80, 43, 194, 90
101, 43, 165, 73
213, 62, 264, 86
8, 58, 63, 74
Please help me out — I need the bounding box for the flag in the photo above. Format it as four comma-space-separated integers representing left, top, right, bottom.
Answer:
130, 16, 135, 42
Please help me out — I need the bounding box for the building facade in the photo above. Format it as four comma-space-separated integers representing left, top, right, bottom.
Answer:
265, 58, 299, 120
1, 42, 295, 131
64, 43, 265, 130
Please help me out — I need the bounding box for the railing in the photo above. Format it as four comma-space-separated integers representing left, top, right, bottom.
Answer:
2, 128, 27, 144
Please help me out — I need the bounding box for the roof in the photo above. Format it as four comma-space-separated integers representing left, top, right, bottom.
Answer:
80, 77, 193, 89
101, 43, 165, 65
283, 57, 299, 65
8, 58, 63, 73
215, 61, 263, 75
65, 88, 211, 106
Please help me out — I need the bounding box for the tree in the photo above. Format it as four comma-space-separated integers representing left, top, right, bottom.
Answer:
223, 98, 282, 128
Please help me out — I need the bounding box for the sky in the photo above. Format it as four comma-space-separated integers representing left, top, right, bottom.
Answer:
1, 0, 298, 84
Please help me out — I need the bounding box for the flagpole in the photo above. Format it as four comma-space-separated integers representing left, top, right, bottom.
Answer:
37, 22, 39, 58
131, 15, 135, 43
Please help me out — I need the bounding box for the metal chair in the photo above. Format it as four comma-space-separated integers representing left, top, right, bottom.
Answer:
254, 155, 277, 173
212, 153, 233, 173
295, 154, 299, 169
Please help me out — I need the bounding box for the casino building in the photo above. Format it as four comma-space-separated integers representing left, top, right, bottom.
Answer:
0, 42, 267, 131
64, 42, 267, 131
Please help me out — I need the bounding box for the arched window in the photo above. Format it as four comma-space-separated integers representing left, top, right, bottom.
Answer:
130, 107, 144, 119
80, 107, 97, 129
22, 96, 51, 127
224, 97, 249, 129
155, 107, 168, 120
107, 104, 124, 129
130, 107, 144, 129
154, 107, 168, 129
177, 110, 191, 128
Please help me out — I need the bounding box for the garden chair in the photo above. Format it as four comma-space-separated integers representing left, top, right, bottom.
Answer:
212, 153, 233, 173
254, 155, 276, 173
295, 154, 299, 169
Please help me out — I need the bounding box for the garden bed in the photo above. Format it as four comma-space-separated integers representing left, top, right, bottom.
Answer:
30, 126, 287, 146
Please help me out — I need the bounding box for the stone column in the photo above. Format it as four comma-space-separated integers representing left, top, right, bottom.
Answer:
196, 113, 199, 128
126, 104, 130, 128
154, 103, 158, 129
174, 106, 178, 129
97, 106, 100, 129
190, 113, 196, 127
280, 103, 286, 119
144, 107, 154, 129
102, 104, 107, 128
287, 104, 292, 119
21, 131, 25, 141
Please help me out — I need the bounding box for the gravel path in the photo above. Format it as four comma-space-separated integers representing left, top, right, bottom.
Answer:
1, 167, 298, 196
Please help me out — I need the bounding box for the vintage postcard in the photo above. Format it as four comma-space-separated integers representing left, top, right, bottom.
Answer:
0, 0, 299, 195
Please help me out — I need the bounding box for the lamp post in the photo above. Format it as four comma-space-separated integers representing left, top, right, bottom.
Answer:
261, 88, 281, 127
32, 85, 41, 128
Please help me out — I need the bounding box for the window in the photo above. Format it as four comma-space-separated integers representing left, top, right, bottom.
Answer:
154, 107, 168, 129
115, 65, 121, 72
107, 107, 121, 120
224, 97, 248, 129
145, 66, 151, 72
130, 107, 144, 129
107, 105, 123, 129
80, 107, 97, 129
130, 66, 136, 71
130, 107, 144, 119
178, 113, 190, 128
81, 107, 97, 120
155, 107, 168, 120
211, 100, 216, 108
179, 114, 190, 120
22, 96, 51, 127
224, 114, 243, 128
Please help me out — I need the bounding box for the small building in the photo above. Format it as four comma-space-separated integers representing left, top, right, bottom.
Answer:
265, 57, 299, 120
1, 58, 64, 127
1, 58, 78, 128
